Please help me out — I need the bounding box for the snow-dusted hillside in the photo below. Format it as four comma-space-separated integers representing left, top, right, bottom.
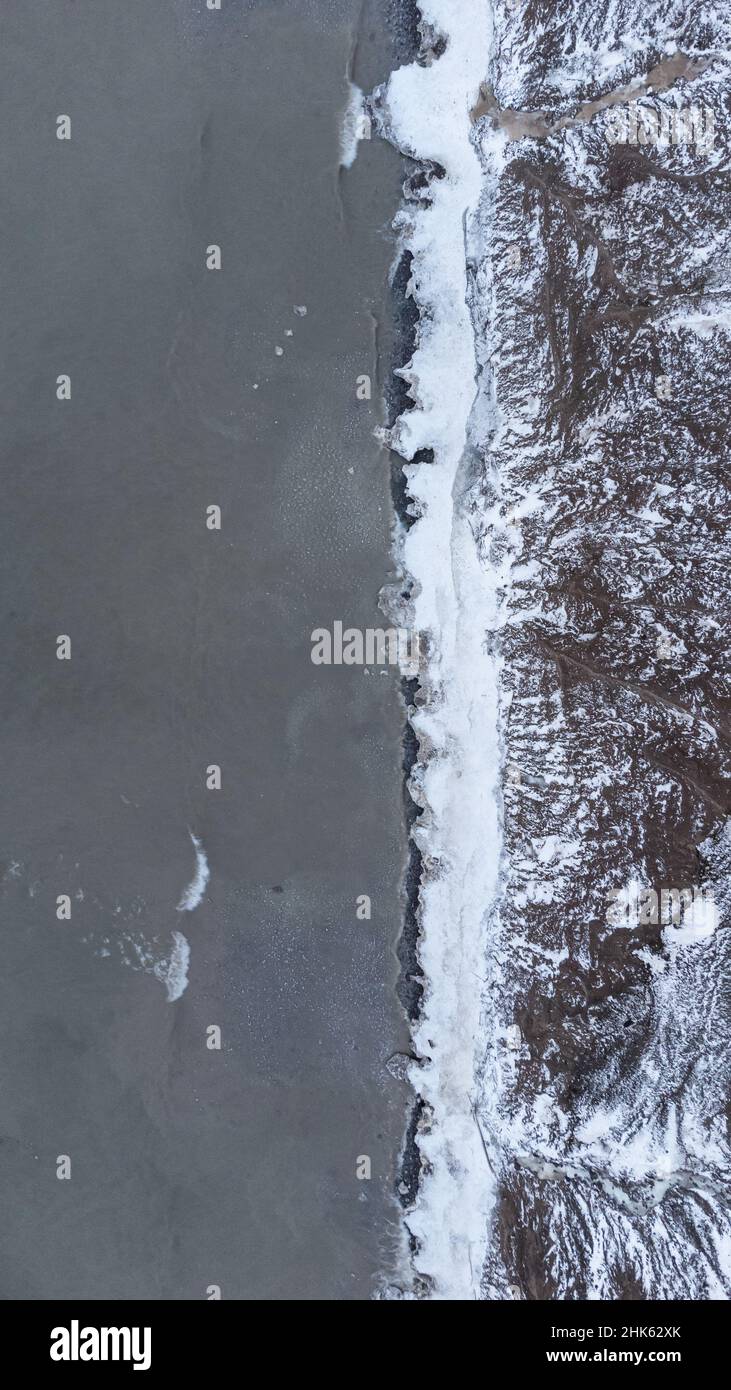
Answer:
380, 0, 731, 1300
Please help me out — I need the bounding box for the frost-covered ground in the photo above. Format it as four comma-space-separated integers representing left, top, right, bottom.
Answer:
380, 0, 731, 1299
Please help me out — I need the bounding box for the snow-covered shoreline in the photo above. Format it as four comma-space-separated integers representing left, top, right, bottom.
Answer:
380, 0, 504, 1299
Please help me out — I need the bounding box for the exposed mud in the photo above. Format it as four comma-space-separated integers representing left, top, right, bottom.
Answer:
470, 53, 713, 137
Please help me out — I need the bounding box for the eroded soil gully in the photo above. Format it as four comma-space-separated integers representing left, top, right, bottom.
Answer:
471, 52, 712, 139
